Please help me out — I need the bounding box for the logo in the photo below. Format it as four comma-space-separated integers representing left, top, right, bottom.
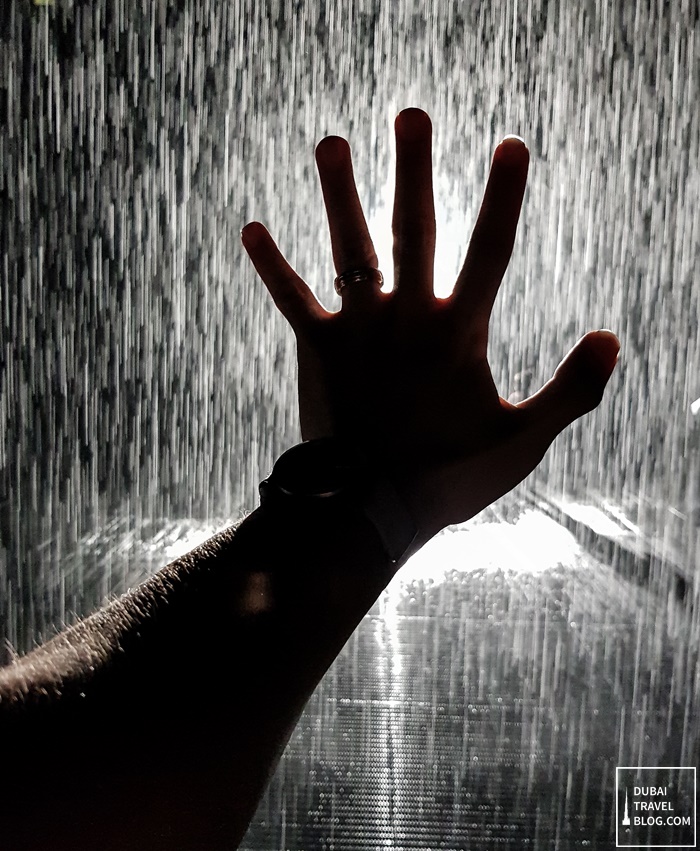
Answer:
616, 767, 696, 847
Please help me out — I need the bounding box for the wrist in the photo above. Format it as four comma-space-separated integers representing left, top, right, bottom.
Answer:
381, 462, 444, 552
260, 437, 421, 567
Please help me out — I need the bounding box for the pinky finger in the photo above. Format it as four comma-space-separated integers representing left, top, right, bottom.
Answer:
241, 221, 331, 333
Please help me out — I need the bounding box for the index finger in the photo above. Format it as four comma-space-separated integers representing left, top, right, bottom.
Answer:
451, 136, 529, 326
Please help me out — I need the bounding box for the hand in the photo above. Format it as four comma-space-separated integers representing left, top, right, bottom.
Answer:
241, 108, 619, 548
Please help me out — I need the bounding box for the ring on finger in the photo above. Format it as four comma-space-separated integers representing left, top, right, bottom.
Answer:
334, 267, 384, 296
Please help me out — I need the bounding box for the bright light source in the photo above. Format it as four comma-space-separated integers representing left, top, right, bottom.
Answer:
398, 510, 581, 586
367, 173, 466, 299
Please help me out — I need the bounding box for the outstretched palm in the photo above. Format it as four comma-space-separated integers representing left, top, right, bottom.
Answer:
242, 108, 619, 547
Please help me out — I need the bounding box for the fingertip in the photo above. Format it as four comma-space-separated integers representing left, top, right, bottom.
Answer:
395, 108, 432, 139
495, 135, 529, 165
584, 329, 621, 379
241, 221, 266, 248
593, 328, 621, 350
315, 135, 350, 167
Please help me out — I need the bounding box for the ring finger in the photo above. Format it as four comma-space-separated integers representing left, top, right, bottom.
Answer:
315, 136, 383, 310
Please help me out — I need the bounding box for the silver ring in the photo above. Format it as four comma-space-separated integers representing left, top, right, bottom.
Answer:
334, 267, 384, 296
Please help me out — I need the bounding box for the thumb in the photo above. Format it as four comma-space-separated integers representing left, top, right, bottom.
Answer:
517, 330, 620, 443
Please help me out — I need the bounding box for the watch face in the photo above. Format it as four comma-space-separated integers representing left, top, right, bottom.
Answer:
272, 438, 362, 498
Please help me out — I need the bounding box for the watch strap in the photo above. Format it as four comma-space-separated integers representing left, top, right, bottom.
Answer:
260, 439, 419, 566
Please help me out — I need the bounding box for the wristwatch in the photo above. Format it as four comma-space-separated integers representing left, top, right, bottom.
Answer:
259, 438, 419, 566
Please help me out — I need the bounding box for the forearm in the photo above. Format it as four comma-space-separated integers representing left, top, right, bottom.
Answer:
0, 503, 399, 849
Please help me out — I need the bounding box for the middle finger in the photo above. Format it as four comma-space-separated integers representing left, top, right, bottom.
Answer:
392, 108, 436, 302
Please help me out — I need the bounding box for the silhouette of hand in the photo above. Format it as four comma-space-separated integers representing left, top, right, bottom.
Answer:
241, 108, 619, 548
